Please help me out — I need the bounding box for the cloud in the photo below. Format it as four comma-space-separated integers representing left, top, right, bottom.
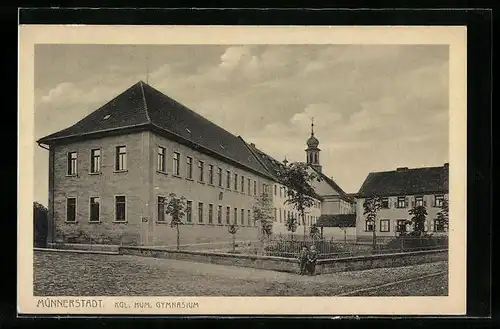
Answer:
41, 82, 79, 104
34, 44, 450, 200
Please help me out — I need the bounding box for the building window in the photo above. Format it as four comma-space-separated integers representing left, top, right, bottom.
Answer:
434, 219, 445, 232
115, 196, 126, 222
247, 178, 251, 194
365, 220, 374, 232
215, 167, 221, 186
186, 157, 193, 179
157, 146, 166, 172
89, 197, 100, 222
115, 146, 127, 171
274, 185, 277, 196
396, 220, 407, 232
217, 205, 222, 224
274, 208, 277, 222
253, 181, 257, 195
279, 209, 282, 222
248, 209, 251, 226
234, 173, 238, 190
415, 196, 424, 207
241, 209, 245, 225
198, 161, 204, 182
198, 202, 204, 223
434, 195, 444, 207
173, 152, 180, 175
381, 197, 389, 209
234, 208, 238, 224
241, 176, 245, 192
157, 196, 165, 222
66, 197, 76, 222
186, 201, 192, 222
67, 152, 77, 175
226, 206, 230, 224
397, 196, 407, 208
226, 170, 231, 188
90, 149, 101, 173
208, 165, 214, 184
380, 219, 390, 232
208, 204, 214, 224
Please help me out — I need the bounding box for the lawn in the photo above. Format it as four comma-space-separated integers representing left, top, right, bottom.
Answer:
33, 250, 448, 296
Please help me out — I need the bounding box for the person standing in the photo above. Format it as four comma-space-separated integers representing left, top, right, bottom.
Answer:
306, 245, 318, 276
298, 246, 308, 275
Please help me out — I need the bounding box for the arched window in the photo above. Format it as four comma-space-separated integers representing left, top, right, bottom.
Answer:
314, 153, 318, 163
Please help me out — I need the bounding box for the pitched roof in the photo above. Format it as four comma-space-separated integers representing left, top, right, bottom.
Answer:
243, 142, 324, 201
38, 82, 151, 141
357, 164, 449, 198
316, 214, 356, 227
308, 166, 353, 202
38, 81, 272, 178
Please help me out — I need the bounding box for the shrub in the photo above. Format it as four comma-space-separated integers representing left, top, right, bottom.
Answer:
34, 202, 48, 247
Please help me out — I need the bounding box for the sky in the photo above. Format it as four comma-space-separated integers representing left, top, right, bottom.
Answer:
34, 44, 449, 206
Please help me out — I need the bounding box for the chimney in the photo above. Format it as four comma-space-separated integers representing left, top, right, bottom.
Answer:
396, 167, 408, 172
250, 143, 255, 148
444, 163, 449, 168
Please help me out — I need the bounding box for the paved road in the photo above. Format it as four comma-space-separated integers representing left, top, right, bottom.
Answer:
33, 250, 448, 296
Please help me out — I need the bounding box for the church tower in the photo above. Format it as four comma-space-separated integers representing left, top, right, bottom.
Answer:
306, 118, 322, 173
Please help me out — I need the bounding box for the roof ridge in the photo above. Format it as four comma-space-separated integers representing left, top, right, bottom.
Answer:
368, 165, 447, 175
142, 82, 240, 140
139, 81, 151, 123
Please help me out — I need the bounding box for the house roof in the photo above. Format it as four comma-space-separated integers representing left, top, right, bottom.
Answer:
308, 166, 353, 203
37, 81, 272, 179
316, 214, 356, 227
356, 164, 449, 198
243, 142, 324, 201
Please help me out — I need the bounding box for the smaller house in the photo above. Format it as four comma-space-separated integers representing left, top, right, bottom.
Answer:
355, 163, 449, 242
316, 214, 356, 241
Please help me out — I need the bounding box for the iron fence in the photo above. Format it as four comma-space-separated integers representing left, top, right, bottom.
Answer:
265, 234, 448, 260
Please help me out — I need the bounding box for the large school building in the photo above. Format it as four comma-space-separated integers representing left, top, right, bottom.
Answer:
37, 81, 352, 246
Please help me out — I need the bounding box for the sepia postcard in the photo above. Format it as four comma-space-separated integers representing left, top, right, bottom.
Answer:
18, 25, 467, 316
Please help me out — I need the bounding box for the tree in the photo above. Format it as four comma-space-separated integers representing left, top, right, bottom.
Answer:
164, 193, 186, 250
408, 205, 428, 236
338, 222, 350, 244
278, 162, 321, 241
285, 213, 298, 239
309, 223, 321, 241
363, 197, 382, 250
228, 224, 239, 253
252, 191, 274, 254
33, 202, 48, 247
436, 199, 449, 230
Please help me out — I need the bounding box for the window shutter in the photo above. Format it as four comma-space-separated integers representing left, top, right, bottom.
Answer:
405, 197, 409, 208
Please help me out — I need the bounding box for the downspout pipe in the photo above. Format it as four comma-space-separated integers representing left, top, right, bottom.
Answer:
36, 141, 53, 245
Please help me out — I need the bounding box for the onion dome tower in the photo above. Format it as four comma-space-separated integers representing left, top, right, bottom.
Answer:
306, 118, 322, 173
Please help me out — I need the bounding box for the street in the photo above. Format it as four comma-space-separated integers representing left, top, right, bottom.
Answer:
34, 250, 448, 296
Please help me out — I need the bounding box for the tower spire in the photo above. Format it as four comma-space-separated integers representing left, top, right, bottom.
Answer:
311, 117, 315, 136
